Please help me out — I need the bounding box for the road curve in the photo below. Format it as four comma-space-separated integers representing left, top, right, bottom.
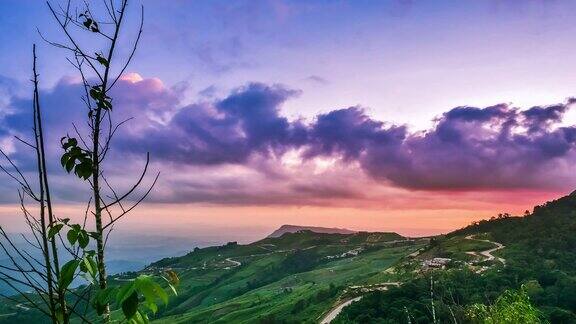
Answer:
465, 235, 505, 265
225, 258, 241, 267
320, 296, 362, 324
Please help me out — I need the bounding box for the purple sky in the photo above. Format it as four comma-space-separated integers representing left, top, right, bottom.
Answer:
1, 0, 576, 236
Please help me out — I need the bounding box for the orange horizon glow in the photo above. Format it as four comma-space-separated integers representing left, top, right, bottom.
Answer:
0, 189, 563, 243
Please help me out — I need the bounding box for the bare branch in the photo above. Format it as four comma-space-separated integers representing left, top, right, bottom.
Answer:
103, 170, 159, 230
102, 153, 150, 209
14, 135, 36, 150
45, 2, 104, 82
108, 4, 144, 90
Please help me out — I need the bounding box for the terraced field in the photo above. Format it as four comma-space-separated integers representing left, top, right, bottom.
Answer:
143, 231, 426, 323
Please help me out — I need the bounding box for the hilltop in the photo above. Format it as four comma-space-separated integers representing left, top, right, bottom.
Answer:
267, 225, 356, 238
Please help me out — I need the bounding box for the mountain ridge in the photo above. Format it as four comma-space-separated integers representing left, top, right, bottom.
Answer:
267, 224, 356, 238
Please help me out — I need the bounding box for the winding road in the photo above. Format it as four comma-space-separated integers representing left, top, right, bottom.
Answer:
0, 303, 30, 318
319, 236, 505, 323
320, 296, 363, 324
465, 235, 505, 265
319, 283, 399, 323
225, 258, 241, 267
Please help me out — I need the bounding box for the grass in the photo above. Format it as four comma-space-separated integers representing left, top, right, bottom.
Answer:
151, 235, 426, 323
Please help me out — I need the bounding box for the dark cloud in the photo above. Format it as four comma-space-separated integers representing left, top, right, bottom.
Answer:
0, 75, 184, 203
119, 83, 306, 165
113, 83, 576, 191
3, 76, 576, 207
303, 107, 406, 161
359, 103, 576, 190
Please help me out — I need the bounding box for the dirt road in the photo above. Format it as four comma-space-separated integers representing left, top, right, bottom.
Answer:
465, 235, 505, 265
320, 296, 362, 324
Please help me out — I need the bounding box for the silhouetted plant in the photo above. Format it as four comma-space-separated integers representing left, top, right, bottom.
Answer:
41, 0, 178, 322
0, 45, 69, 323
0, 1, 177, 323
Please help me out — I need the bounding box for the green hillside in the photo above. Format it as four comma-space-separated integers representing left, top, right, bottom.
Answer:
3, 194, 576, 323
144, 230, 422, 323
336, 194, 576, 323
0, 229, 422, 323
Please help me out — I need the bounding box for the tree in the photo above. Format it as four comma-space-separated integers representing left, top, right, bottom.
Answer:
0, 1, 178, 323
42, 0, 178, 322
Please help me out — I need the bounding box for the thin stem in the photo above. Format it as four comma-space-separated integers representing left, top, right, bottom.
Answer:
32, 44, 58, 324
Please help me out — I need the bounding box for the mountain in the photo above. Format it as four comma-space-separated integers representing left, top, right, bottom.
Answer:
3, 194, 576, 323
267, 224, 356, 238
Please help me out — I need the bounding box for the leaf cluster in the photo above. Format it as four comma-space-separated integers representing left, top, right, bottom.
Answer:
60, 137, 93, 180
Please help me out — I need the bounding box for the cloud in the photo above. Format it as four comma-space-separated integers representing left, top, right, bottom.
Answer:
358, 103, 576, 190
0, 74, 185, 202
118, 82, 305, 165
120, 87, 576, 192
3, 75, 576, 207
304, 75, 329, 85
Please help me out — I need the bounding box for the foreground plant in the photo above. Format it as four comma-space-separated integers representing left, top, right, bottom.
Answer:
44, 0, 178, 322
0, 1, 177, 323
466, 287, 542, 324
0, 44, 68, 323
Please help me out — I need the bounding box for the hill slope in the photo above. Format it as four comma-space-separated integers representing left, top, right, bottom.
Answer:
336, 194, 576, 323
144, 230, 419, 323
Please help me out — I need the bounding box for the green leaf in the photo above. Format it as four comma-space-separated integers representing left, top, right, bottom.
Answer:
97, 98, 113, 111
96, 53, 109, 67
137, 282, 159, 313
83, 18, 92, 29
160, 276, 178, 296
80, 255, 97, 279
67, 228, 79, 245
48, 224, 64, 240
65, 158, 75, 173
77, 230, 89, 249
136, 276, 168, 306
60, 154, 69, 168
129, 310, 149, 324
121, 291, 139, 319
116, 282, 136, 305
75, 161, 93, 180
145, 301, 157, 314
58, 259, 79, 290
62, 137, 77, 150
89, 87, 101, 100
92, 287, 117, 315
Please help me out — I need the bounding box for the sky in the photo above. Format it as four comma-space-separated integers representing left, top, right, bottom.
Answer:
2, 0, 576, 240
